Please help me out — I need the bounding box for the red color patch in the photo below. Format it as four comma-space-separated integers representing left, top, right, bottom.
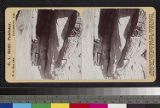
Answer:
70, 104, 89, 108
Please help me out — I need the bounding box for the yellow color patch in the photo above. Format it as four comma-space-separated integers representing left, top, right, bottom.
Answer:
51, 103, 69, 108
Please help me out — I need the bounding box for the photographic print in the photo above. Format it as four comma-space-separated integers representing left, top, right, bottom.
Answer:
15, 9, 82, 80
82, 9, 147, 80
5, 7, 156, 82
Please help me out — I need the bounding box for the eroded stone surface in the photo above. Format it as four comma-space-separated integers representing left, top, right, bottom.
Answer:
16, 9, 146, 80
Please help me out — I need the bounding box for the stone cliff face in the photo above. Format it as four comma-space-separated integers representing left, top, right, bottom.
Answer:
82, 9, 146, 79
16, 9, 42, 80
53, 13, 82, 80
54, 37, 81, 80
16, 10, 81, 80
36, 10, 81, 79
16, 9, 146, 80
82, 9, 105, 80
114, 9, 146, 79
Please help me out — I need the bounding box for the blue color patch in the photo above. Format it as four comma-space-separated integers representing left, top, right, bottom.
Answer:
0, 103, 12, 108
13, 103, 31, 108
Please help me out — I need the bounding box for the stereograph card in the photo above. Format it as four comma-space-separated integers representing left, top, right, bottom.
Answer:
5, 7, 156, 82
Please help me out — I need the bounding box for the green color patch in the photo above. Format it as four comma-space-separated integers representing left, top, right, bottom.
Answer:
32, 103, 51, 108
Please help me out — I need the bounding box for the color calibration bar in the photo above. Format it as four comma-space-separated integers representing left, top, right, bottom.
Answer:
0, 103, 160, 108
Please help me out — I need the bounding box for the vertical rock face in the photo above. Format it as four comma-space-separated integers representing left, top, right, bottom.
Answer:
16, 10, 42, 80
36, 10, 54, 79
115, 9, 146, 79
82, 9, 146, 80
82, 9, 105, 80
107, 9, 139, 78
36, 10, 81, 79
98, 9, 118, 77
53, 13, 82, 80
16, 9, 146, 80
105, 9, 146, 79
54, 37, 81, 80
16, 9, 82, 80
115, 37, 146, 79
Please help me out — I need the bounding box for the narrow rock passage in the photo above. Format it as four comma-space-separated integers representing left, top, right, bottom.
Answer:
36, 10, 81, 79
16, 9, 146, 80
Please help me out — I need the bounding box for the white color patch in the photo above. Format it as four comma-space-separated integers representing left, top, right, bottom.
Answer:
108, 104, 127, 108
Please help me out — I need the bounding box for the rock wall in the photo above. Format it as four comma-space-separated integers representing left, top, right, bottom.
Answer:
16, 9, 41, 80
82, 9, 105, 80
82, 9, 146, 80
36, 10, 81, 79
16, 9, 146, 80
115, 9, 146, 79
